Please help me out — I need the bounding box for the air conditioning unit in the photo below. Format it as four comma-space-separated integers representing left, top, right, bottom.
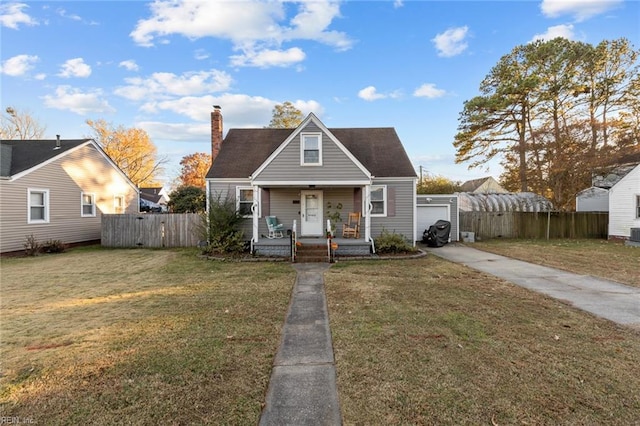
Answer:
630, 228, 640, 242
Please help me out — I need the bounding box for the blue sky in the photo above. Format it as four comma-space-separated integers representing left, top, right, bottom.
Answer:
1, 0, 638, 185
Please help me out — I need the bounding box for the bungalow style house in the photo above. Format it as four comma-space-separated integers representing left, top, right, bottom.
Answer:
0, 138, 139, 254
205, 107, 417, 256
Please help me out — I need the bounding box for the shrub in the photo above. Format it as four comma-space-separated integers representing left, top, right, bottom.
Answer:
41, 239, 66, 254
24, 235, 41, 256
374, 229, 416, 254
200, 192, 247, 255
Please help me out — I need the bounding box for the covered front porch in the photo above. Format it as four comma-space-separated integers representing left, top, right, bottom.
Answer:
253, 236, 373, 259
248, 184, 375, 258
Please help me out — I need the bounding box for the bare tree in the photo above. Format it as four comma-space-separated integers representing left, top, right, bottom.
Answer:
0, 106, 47, 139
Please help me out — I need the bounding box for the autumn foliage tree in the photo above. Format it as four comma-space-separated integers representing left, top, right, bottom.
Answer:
417, 173, 462, 194
454, 37, 639, 210
267, 101, 304, 128
177, 152, 211, 189
1, 106, 47, 139
85, 119, 166, 187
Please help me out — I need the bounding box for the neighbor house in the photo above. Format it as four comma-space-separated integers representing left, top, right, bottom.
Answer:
608, 162, 640, 240
0, 138, 139, 254
459, 176, 507, 193
140, 186, 170, 212
204, 107, 417, 256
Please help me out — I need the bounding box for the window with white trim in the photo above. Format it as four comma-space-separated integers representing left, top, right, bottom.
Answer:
237, 187, 254, 217
636, 195, 640, 219
114, 195, 125, 214
301, 133, 322, 165
28, 188, 49, 223
81, 192, 96, 217
370, 185, 387, 217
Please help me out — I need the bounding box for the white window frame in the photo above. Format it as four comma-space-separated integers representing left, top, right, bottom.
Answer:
114, 195, 125, 214
300, 133, 322, 166
370, 185, 387, 217
81, 192, 96, 217
28, 188, 50, 224
636, 194, 640, 219
236, 187, 254, 218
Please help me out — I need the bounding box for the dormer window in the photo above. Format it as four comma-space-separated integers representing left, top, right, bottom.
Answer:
301, 133, 322, 166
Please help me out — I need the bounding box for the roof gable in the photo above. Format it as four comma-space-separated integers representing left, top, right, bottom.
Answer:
1, 139, 89, 178
206, 114, 416, 180
0, 139, 138, 192
251, 113, 371, 182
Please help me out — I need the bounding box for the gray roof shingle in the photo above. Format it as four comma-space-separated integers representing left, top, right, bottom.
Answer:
0, 139, 90, 177
206, 127, 416, 179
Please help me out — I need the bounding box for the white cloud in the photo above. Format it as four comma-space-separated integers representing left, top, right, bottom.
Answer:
0, 54, 38, 76
42, 86, 115, 115
58, 58, 92, 78
432, 26, 469, 58
541, 0, 623, 22
0, 3, 37, 29
413, 83, 446, 99
57, 8, 81, 21
114, 69, 233, 101
394, 0, 404, 8
138, 95, 323, 140
130, 0, 353, 68
194, 49, 209, 60
357, 86, 401, 101
34, 73, 46, 80
119, 60, 139, 71
230, 47, 306, 68
531, 24, 576, 42
358, 86, 385, 101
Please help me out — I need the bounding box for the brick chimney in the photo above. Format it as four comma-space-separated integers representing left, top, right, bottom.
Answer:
211, 105, 223, 163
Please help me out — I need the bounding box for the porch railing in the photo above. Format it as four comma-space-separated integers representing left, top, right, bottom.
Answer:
291, 220, 297, 262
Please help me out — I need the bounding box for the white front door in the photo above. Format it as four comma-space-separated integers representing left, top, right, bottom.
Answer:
301, 190, 323, 236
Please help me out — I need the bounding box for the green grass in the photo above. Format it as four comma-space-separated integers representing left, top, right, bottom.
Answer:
0, 248, 295, 425
326, 257, 640, 425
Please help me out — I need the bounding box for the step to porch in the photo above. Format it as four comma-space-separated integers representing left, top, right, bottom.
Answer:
296, 243, 329, 263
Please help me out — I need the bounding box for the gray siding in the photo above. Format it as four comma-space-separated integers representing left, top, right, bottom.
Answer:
416, 194, 459, 241
370, 179, 415, 241
208, 180, 253, 239
258, 187, 356, 240
0, 145, 138, 253
254, 122, 369, 182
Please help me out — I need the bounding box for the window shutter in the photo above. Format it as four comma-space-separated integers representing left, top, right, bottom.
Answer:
353, 188, 362, 213
261, 188, 270, 217
387, 187, 396, 217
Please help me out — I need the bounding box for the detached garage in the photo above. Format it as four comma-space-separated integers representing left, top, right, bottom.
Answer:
416, 194, 459, 242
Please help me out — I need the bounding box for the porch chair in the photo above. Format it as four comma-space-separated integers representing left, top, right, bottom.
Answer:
266, 216, 284, 239
342, 212, 361, 238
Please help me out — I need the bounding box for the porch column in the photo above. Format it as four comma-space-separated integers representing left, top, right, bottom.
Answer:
252, 185, 260, 243
364, 184, 371, 242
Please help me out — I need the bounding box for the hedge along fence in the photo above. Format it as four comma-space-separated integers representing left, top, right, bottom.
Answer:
101, 213, 203, 248
459, 211, 609, 240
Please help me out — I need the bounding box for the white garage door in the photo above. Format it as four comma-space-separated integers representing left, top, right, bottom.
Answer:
417, 205, 450, 237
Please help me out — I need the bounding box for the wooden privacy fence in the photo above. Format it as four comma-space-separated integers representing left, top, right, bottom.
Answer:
101, 213, 202, 248
459, 211, 608, 240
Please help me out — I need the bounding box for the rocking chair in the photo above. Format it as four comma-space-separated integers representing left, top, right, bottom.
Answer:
266, 216, 284, 239
342, 212, 361, 238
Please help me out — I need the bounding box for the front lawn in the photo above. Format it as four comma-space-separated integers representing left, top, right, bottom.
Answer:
0, 248, 295, 424
326, 257, 640, 425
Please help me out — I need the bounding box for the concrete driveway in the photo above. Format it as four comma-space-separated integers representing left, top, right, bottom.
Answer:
426, 244, 640, 329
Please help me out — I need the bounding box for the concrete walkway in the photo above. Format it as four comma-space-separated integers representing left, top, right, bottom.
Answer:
427, 244, 640, 329
259, 263, 342, 426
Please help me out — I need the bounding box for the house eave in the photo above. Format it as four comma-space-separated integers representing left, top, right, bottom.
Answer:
250, 179, 372, 187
